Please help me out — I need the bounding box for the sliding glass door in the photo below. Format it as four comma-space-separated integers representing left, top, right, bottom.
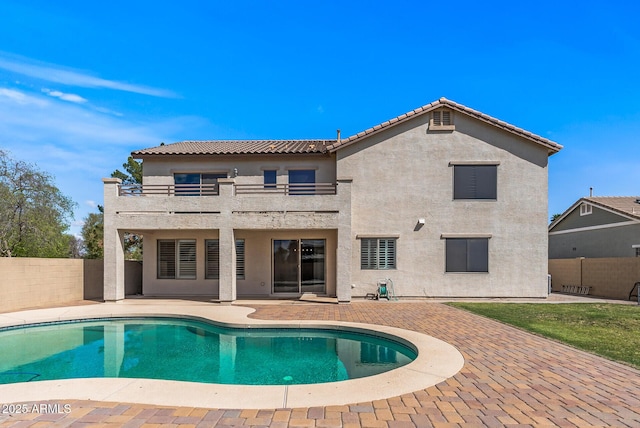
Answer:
273, 239, 325, 294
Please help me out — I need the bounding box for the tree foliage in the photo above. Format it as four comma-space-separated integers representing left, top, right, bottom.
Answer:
0, 150, 76, 257
111, 156, 142, 185
81, 155, 144, 260
81, 206, 104, 259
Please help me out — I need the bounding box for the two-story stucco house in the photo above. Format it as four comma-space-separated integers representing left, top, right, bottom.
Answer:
103, 98, 562, 303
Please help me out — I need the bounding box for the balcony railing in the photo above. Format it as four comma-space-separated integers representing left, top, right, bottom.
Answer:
119, 184, 219, 196
234, 183, 337, 195
118, 183, 337, 196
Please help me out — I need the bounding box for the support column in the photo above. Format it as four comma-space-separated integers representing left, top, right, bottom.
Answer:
336, 177, 353, 303
103, 178, 125, 301
218, 226, 237, 303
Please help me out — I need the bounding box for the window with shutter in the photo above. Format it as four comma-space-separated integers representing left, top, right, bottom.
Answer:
205, 240, 220, 279
445, 238, 489, 273
177, 240, 196, 279
453, 165, 497, 200
236, 239, 245, 279
361, 238, 396, 270
430, 109, 455, 130
157, 240, 176, 279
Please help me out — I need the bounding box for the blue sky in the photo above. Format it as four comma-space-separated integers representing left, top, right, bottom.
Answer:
1, 0, 639, 236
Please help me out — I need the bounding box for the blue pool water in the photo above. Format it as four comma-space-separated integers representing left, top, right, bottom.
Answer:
0, 318, 417, 385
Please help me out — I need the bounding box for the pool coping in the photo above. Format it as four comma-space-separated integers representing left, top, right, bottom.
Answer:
0, 300, 464, 409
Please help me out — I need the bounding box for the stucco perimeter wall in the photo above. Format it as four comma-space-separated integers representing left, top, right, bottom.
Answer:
0, 258, 142, 313
337, 112, 551, 298
549, 258, 640, 300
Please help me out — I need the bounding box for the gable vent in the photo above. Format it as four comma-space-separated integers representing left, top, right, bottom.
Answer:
430, 109, 455, 131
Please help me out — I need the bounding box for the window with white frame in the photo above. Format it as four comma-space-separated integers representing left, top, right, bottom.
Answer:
580, 203, 592, 216
157, 240, 196, 279
453, 165, 497, 200
445, 238, 489, 273
205, 239, 245, 279
360, 238, 396, 270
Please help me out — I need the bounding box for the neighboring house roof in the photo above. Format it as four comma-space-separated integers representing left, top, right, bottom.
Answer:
132, 140, 334, 157
132, 97, 563, 157
549, 196, 640, 231
326, 97, 563, 155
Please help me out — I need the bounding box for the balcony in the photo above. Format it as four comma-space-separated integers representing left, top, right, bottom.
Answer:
119, 184, 219, 196
118, 183, 337, 197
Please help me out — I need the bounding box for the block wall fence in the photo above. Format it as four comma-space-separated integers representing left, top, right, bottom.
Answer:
0, 258, 141, 313
549, 257, 640, 301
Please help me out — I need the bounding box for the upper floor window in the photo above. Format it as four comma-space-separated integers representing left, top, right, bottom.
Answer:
453, 165, 497, 200
174, 173, 226, 196
580, 203, 592, 216
263, 170, 277, 190
288, 169, 315, 195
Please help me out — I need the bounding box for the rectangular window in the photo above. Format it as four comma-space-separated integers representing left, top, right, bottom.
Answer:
263, 170, 277, 190
205, 240, 220, 279
205, 239, 246, 280
445, 238, 488, 272
580, 203, 592, 216
174, 173, 226, 196
361, 238, 396, 270
157, 239, 196, 279
288, 169, 316, 195
236, 239, 245, 279
453, 165, 497, 200
157, 240, 176, 279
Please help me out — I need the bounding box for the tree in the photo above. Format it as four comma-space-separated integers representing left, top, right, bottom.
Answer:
81, 155, 144, 260
111, 156, 142, 185
81, 206, 104, 259
550, 213, 562, 224
112, 157, 143, 260
0, 150, 76, 257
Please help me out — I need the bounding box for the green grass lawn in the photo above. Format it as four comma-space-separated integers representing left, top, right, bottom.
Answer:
447, 303, 640, 369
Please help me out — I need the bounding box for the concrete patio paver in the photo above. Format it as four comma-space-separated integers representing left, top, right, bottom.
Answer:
1, 300, 640, 427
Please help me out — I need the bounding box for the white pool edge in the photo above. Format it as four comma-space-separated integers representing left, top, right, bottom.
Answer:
0, 300, 464, 409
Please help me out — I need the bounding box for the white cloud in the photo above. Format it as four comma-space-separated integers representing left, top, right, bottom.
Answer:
0, 88, 48, 106
0, 86, 208, 236
0, 52, 177, 98
42, 88, 87, 104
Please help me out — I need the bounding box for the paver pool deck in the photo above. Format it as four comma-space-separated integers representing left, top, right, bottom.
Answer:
1, 295, 640, 427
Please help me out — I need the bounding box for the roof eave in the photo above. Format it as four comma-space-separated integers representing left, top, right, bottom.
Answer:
328, 98, 563, 155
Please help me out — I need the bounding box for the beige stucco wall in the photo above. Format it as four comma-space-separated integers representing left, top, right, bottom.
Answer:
0, 258, 142, 313
549, 257, 640, 300
142, 229, 337, 297
337, 112, 550, 297
141, 154, 336, 187
0, 258, 84, 313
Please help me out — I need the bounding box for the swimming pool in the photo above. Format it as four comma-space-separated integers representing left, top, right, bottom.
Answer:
0, 302, 464, 408
0, 317, 417, 386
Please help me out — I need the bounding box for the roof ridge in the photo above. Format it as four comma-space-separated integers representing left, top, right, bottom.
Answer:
327, 98, 563, 154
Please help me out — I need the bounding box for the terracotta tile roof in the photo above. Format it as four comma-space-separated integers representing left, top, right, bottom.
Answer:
132, 140, 334, 157
327, 97, 563, 154
584, 196, 640, 220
